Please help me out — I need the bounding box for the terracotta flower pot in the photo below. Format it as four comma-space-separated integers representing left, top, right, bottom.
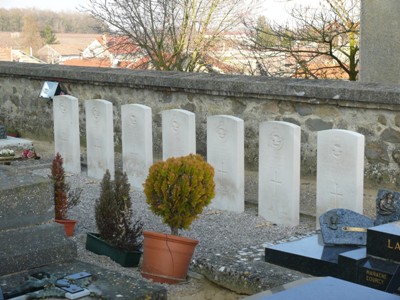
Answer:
55, 219, 77, 237
141, 231, 199, 284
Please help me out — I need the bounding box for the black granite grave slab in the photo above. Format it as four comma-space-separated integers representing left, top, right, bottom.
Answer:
357, 257, 400, 293
367, 221, 400, 262
264, 234, 359, 277
256, 277, 400, 300
320, 209, 374, 246
337, 247, 368, 282
375, 189, 400, 225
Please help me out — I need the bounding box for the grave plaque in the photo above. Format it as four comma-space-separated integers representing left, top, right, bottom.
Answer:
375, 189, 400, 226
357, 258, 400, 293
320, 209, 374, 246
207, 115, 244, 213
316, 129, 364, 228
0, 125, 6, 139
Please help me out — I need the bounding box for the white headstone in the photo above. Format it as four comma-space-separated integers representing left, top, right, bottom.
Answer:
53, 95, 81, 174
207, 115, 244, 213
121, 104, 153, 190
316, 129, 365, 228
85, 99, 115, 179
258, 121, 301, 226
162, 109, 196, 160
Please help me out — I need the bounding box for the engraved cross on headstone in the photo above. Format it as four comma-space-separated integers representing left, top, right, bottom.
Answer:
270, 171, 282, 197
330, 183, 343, 207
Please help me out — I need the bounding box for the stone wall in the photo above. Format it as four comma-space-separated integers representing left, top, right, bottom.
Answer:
1, 62, 400, 186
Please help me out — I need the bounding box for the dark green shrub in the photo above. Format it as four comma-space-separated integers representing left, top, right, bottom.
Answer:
51, 152, 81, 220
95, 170, 143, 251
144, 154, 215, 236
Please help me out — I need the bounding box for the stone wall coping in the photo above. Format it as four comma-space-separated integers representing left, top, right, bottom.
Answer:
1, 62, 400, 106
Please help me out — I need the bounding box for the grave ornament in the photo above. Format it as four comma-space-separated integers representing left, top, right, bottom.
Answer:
320, 208, 374, 246
375, 189, 400, 225
2, 271, 91, 299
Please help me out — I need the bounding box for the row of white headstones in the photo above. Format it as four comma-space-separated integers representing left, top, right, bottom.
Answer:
53, 96, 364, 228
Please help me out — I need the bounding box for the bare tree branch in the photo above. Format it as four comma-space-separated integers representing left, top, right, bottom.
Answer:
81, 0, 258, 72
244, 0, 360, 80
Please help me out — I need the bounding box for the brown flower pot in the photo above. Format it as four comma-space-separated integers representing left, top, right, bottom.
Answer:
141, 231, 199, 284
55, 219, 77, 237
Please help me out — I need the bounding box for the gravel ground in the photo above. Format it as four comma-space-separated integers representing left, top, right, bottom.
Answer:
10, 139, 380, 299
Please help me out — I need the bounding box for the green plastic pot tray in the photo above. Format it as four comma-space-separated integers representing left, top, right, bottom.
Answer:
85, 232, 142, 267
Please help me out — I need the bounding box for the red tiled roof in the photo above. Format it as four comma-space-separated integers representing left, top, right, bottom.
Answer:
0, 47, 12, 61
62, 58, 111, 67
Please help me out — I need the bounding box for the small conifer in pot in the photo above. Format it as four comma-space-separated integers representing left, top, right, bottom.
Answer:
144, 153, 215, 236
95, 170, 143, 251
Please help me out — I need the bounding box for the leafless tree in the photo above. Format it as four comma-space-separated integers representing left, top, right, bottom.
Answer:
82, 0, 258, 72
22, 14, 44, 53
245, 0, 360, 80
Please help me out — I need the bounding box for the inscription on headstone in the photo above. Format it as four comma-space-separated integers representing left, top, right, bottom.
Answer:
121, 104, 153, 190
207, 115, 244, 212
259, 121, 301, 226
316, 129, 365, 228
162, 109, 195, 160
85, 99, 115, 179
53, 95, 81, 174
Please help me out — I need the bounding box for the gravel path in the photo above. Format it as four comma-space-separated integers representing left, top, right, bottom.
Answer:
11, 139, 380, 299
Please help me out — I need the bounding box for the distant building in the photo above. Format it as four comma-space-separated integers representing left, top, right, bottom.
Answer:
37, 44, 84, 64
0, 47, 45, 63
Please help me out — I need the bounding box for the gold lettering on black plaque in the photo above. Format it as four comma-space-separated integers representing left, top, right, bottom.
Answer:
365, 270, 387, 286
387, 239, 400, 251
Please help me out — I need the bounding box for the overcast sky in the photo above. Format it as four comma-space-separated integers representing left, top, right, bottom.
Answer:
0, 0, 322, 23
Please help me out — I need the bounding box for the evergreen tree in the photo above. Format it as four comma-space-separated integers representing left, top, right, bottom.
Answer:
41, 25, 59, 44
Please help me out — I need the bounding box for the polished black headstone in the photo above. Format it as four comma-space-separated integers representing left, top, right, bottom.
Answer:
264, 234, 359, 277
260, 277, 400, 300
320, 209, 374, 246
367, 221, 400, 262
0, 126, 6, 139
375, 189, 400, 225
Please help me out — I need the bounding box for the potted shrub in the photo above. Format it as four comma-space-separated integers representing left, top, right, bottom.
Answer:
86, 170, 144, 267
51, 152, 81, 236
141, 154, 215, 284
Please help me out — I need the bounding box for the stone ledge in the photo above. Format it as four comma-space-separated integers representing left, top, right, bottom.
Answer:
1, 62, 400, 106
191, 251, 311, 295
0, 166, 53, 230
0, 223, 76, 276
